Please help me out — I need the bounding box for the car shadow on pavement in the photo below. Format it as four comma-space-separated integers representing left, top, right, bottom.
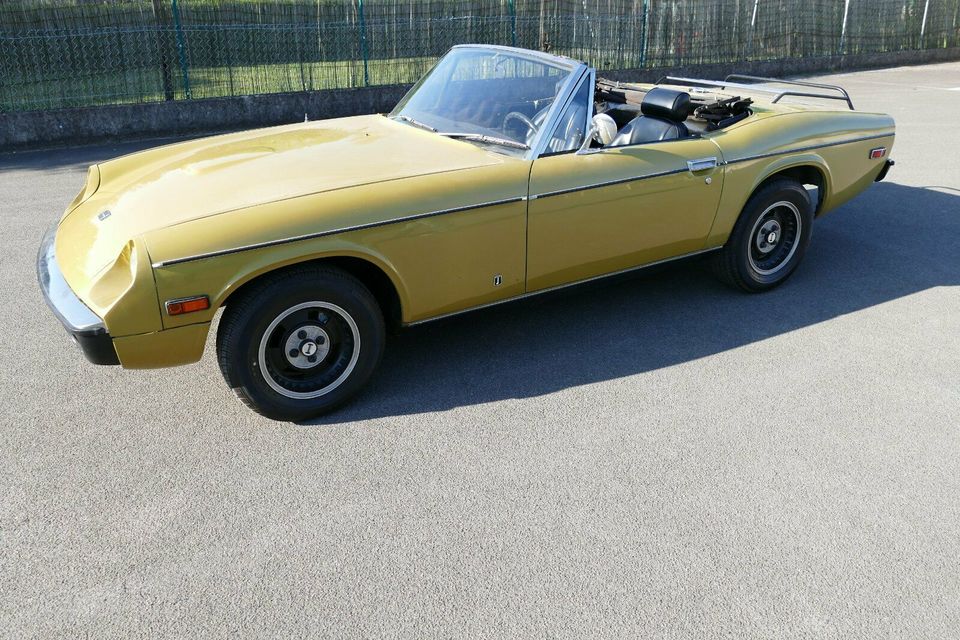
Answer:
307, 181, 959, 424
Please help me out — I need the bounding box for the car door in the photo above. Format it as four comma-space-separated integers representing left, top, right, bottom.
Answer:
526, 90, 725, 291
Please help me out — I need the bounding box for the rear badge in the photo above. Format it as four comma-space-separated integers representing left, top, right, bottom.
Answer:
869, 147, 886, 159
97, 210, 112, 221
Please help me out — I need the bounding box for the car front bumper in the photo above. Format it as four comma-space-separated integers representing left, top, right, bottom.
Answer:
37, 225, 120, 365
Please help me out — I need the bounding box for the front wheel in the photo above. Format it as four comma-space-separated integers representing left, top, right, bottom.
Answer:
216, 265, 385, 421
712, 178, 814, 292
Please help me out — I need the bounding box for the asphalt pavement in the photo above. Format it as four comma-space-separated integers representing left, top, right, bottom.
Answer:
2, 62, 959, 638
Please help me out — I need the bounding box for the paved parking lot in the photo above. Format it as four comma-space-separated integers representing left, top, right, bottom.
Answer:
3, 62, 959, 637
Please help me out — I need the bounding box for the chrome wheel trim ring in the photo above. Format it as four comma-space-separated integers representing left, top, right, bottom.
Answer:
257, 301, 361, 400
747, 201, 802, 276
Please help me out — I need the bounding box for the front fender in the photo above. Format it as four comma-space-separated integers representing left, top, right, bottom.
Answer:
152, 238, 411, 332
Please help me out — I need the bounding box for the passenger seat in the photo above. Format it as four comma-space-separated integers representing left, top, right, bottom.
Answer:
609, 87, 692, 147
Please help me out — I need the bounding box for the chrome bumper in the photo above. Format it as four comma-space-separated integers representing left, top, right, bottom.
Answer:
37, 225, 119, 365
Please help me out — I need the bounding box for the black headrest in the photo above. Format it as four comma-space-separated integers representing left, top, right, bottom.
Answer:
641, 88, 691, 123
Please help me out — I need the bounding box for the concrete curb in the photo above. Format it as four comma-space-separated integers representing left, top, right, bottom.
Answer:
3, 47, 958, 150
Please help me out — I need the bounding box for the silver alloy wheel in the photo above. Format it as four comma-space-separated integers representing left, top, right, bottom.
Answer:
747, 200, 802, 276
257, 301, 361, 400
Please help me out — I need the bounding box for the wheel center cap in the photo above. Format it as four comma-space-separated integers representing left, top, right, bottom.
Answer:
756, 219, 783, 255
283, 324, 330, 369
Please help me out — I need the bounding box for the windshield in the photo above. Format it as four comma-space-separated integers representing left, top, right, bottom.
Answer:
389, 47, 577, 151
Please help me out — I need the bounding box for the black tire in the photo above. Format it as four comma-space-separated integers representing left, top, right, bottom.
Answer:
216, 265, 385, 421
712, 178, 814, 292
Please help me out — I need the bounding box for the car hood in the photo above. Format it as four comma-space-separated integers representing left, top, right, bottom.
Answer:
56, 114, 501, 283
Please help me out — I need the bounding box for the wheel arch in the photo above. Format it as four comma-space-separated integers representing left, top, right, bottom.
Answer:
748, 155, 831, 216
218, 251, 406, 329
706, 154, 831, 247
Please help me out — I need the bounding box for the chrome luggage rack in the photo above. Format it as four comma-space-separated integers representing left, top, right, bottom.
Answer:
655, 74, 855, 110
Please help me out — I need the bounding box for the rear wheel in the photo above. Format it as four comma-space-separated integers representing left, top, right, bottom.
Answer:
712, 178, 813, 292
217, 265, 384, 421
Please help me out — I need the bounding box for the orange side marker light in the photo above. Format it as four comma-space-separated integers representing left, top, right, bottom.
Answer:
166, 296, 210, 316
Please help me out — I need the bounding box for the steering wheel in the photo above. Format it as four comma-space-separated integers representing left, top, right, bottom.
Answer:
503, 111, 539, 137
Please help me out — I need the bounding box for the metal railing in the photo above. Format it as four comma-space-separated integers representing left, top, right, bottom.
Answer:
1, 0, 958, 113
656, 75, 856, 109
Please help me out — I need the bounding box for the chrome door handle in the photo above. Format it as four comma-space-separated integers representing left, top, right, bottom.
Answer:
687, 157, 718, 172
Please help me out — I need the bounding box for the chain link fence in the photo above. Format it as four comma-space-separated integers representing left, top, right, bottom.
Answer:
2, 0, 959, 113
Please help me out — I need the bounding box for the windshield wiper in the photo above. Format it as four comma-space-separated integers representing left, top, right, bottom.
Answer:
391, 114, 436, 132
439, 132, 529, 150
392, 116, 529, 150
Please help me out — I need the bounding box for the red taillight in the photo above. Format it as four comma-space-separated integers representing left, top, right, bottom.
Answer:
869, 147, 886, 159
166, 296, 210, 316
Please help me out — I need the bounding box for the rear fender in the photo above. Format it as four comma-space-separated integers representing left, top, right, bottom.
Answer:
706, 153, 832, 247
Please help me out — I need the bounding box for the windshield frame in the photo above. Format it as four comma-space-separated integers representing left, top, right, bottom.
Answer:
389, 45, 591, 160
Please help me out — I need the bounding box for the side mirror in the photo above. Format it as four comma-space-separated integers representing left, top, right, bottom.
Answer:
577, 113, 618, 154
577, 123, 599, 154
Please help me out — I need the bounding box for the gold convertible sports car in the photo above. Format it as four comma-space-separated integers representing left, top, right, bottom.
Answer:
38, 44, 896, 421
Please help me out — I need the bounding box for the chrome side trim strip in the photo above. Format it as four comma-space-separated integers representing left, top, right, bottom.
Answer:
405, 246, 721, 326
152, 196, 524, 268
724, 132, 895, 165
530, 132, 894, 200
532, 167, 688, 199
154, 133, 894, 268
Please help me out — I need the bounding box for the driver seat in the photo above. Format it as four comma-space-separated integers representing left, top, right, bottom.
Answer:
609, 88, 691, 147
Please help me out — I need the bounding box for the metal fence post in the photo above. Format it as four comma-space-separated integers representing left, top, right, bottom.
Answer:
954, 0, 960, 47
919, 0, 931, 48
639, 0, 649, 67
954, 0, 960, 48
747, 0, 760, 58
839, 0, 851, 55
357, 0, 370, 86
171, 0, 191, 98
508, 0, 517, 48
151, 0, 174, 100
